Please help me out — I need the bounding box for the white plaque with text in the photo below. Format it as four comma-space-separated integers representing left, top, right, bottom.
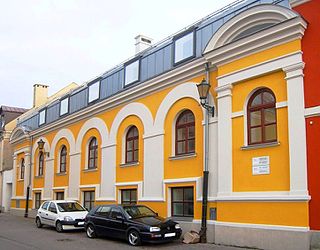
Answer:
252, 156, 270, 175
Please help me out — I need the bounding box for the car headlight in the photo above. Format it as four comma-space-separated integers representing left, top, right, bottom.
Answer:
150, 227, 161, 232
64, 216, 74, 221
175, 224, 181, 229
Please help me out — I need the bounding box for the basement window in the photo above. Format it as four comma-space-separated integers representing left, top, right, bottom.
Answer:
125, 59, 140, 86
174, 31, 195, 65
88, 81, 100, 103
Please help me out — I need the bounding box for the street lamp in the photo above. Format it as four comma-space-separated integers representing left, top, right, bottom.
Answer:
197, 78, 214, 117
196, 78, 214, 243
37, 139, 49, 157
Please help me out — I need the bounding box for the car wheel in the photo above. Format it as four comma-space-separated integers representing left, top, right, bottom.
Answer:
128, 230, 141, 246
56, 221, 63, 233
35, 217, 43, 228
86, 224, 96, 238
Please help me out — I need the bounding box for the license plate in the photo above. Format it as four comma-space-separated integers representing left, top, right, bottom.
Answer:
164, 232, 176, 238
78, 222, 84, 225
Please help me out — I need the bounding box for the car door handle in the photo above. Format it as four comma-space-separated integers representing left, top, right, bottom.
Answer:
46, 213, 48, 216
39, 211, 41, 214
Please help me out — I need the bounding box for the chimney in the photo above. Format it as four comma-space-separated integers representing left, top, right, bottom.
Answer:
135, 35, 153, 54
33, 84, 49, 108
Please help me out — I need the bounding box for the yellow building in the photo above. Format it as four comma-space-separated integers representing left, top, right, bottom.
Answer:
10, 1, 311, 249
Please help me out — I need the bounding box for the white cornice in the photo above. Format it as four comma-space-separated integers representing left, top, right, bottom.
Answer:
205, 17, 307, 67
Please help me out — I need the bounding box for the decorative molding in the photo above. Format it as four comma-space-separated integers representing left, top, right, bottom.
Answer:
305, 106, 320, 118
276, 101, 288, 109
231, 111, 244, 118
290, 0, 311, 8
205, 9, 307, 67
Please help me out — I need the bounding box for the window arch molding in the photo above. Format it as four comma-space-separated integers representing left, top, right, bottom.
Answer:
245, 87, 277, 145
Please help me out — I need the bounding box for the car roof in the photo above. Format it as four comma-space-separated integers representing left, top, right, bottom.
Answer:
43, 200, 78, 203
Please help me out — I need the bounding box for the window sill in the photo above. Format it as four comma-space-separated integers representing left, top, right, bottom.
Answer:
169, 153, 197, 161
35, 175, 44, 179
56, 172, 67, 176
170, 216, 193, 222
120, 162, 139, 168
83, 168, 98, 173
241, 141, 280, 150
17, 179, 24, 182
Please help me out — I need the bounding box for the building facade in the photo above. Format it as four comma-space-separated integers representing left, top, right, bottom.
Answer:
9, 0, 316, 249
0, 106, 28, 212
292, 0, 320, 231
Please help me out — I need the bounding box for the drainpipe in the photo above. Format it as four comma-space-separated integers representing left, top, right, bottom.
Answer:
24, 135, 33, 218
200, 63, 210, 243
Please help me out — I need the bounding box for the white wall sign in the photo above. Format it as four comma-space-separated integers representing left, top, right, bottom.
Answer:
252, 156, 270, 175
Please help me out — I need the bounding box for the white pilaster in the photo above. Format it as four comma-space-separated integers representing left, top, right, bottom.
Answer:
68, 153, 81, 200
216, 84, 233, 196
12, 155, 17, 197
99, 145, 116, 200
283, 62, 308, 196
24, 153, 31, 196
141, 133, 164, 201
44, 158, 54, 199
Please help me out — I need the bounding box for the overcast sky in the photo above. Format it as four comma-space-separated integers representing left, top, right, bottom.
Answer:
0, 0, 235, 109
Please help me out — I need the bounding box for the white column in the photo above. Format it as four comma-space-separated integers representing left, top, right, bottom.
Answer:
141, 133, 164, 201
283, 62, 308, 196
24, 152, 31, 196
207, 121, 218, 199
44, 157, 54, 199
68, 153, 81, 200
12, 155, 17, 197
99, 144, 116, 200
216, 84, 233, 197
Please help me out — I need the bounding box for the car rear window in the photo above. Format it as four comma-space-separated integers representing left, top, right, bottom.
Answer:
57, 202, 86, 212
95, 206, 111, 217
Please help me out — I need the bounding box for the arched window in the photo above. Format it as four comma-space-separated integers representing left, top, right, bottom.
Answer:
126, 126, 139, 163
60, 146, 67, 173
38, 152, 44, 176
176, 110, 195, 155
247, 88, 277, 145
20, 158, 25, 179
88, 137, 98, 169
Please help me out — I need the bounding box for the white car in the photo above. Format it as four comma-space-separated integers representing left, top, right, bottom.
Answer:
35, 200, 88, 232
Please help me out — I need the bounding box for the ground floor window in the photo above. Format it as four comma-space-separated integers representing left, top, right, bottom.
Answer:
56, 192, 64, 200
83, 191, 95, 211
121, 189, 137, 205
171, 187, 194, 217
35, 193, 41, 209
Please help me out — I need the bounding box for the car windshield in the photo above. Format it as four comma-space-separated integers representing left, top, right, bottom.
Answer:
57, 202, 86, 212
123, 206, 156, 219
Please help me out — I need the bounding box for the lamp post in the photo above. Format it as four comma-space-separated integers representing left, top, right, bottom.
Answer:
196, 78, 214, 243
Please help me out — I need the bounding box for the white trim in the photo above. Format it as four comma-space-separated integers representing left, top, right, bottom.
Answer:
290, 0, 311, 8
11, 196, 28, 200
52, 186, 68, 190
214, 221, 309, 232
305, 106, 320, 118
114, 181, 141, 186
32, 188, 44, 192
210, 193, 310, 202
13, 147, 30, 156
205, 4, 298, 52
231, 111, 244, 118
217, 51, 303, 87
276, 101, 288, 108
163, 177, 200, 184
